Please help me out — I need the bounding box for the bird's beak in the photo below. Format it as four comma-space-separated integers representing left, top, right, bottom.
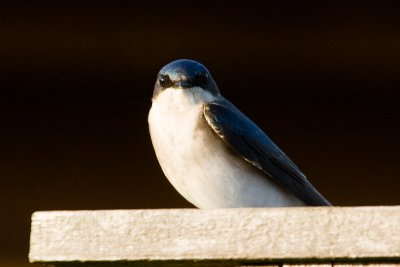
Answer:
175, 80, 192, 89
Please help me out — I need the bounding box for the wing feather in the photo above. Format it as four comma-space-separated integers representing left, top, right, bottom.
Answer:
203, 99, 331, 206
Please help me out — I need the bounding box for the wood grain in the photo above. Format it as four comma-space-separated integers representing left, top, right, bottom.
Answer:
29, 206, 400, 266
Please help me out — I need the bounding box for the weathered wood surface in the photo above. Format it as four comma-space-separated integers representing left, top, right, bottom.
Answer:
29, 207, 400, 266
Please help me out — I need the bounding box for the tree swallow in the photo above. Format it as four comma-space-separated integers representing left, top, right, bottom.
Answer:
148, 59, 331, 208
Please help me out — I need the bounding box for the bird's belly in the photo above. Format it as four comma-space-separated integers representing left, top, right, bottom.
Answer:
148, 97, 303, 208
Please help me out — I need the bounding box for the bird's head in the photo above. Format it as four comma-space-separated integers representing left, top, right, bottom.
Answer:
153, 59, 220, 100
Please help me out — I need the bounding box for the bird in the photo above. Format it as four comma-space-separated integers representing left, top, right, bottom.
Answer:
148, 59, 331, 208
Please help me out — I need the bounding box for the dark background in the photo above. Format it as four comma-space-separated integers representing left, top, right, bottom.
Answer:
1, 1, 400, 266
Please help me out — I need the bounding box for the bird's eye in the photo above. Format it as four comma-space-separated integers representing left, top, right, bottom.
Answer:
159, 74, 173, 88
193, 72, 209, 87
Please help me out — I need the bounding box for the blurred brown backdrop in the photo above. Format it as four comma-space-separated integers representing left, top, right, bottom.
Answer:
1, 1, 400, 266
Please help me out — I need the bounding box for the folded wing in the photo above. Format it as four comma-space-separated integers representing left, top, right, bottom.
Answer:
203, 99, 331, 206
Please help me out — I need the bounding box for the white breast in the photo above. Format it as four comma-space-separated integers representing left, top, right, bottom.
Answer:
148, 87, 304, 208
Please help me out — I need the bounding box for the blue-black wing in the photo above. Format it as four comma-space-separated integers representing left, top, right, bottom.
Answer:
203, 98, 331, 206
